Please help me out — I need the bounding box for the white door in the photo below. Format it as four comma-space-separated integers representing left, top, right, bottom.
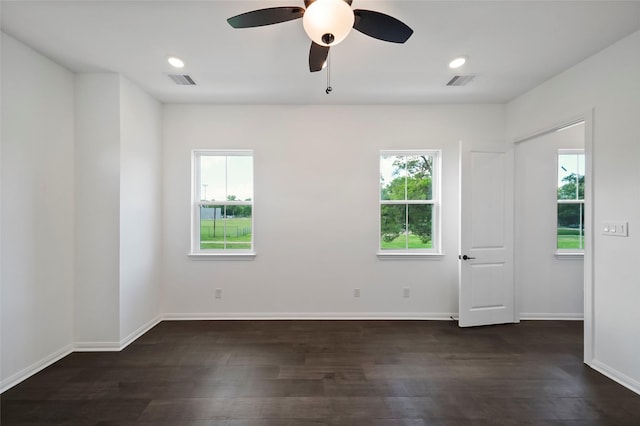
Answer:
459, 142, 515, 327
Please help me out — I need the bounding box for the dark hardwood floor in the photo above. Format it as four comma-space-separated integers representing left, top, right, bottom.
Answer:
2, 320, 639, 425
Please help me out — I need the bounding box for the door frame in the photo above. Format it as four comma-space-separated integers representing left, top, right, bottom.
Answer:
510, 109, 594, 365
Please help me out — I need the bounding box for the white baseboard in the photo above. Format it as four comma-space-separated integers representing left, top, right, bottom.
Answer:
75, 314, 162, 352
163, 313, 587, 322
74, 341, 121, 352
519, 313, 584, 320
162, 312, 458, 321
119, 315, 162, 350
0, 344, 73, 393
590, 359, 640, 396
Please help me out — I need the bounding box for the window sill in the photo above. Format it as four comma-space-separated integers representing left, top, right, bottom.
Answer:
188, 252, 256, 260
377, 252, 444, 260
554, 252, 584, 260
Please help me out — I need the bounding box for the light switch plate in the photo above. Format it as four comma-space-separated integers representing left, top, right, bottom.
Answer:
602, 221, 628, 237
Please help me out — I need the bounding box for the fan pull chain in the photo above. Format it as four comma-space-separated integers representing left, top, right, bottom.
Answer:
325, 51, 332, 94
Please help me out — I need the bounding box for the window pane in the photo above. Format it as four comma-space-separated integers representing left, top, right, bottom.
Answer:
405, 155, 433, 200
558, 154, 584, 201
227, 155, 253, 201
223, 207, 252, 249
200, 205, 224, 249
380, 155, 434, 201
557, 203, 584, 249
407, 204, 433, 248
380, 204, 407, 249
200, 156, 226, 201
380, 155, 405, 200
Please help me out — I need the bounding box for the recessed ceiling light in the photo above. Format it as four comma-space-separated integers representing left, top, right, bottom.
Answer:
168, 56, 185, 68
449, 56, 467, 69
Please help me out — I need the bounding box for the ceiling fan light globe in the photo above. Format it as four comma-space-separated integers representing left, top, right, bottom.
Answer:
303, 0, 354, 46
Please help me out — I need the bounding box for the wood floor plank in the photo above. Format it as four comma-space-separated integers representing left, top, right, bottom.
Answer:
2, 320, 640, 425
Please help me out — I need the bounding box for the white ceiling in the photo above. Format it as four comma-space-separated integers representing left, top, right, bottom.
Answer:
2, 0, 640, 104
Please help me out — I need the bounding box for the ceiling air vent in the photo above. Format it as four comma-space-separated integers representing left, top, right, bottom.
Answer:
168, 74, 197, 85
446, 75, 475, 86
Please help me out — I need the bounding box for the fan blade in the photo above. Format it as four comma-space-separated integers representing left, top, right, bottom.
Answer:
309, 42, 329, 72
227, 7, 305, 28
353, 9, 413, 43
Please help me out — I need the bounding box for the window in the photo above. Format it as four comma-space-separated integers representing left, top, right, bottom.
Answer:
379, 151, 440, 253
557, 150, 584, 251
192, 150, 254, 254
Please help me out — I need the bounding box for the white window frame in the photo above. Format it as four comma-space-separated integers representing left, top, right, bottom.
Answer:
556, 149, 584, 256
378, 150, 442, 259
189, 149, 255, 259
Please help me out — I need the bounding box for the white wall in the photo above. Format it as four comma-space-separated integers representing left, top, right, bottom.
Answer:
1, 34, 75, 388
507, 30, 640, 392
119, 77, 162, 341
74, 74, 121, 345
75, 74, 163, 346
162, 105, 505, 318
515, 124, 584, 319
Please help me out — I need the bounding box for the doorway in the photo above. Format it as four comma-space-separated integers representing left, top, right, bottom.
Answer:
511, 113, 594, 364
514, 121, 585, 320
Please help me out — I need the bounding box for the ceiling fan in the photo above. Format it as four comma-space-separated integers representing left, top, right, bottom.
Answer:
227, 0, 413, 72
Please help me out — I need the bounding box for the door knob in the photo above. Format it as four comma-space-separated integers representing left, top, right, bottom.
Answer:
459, 254, 476, 260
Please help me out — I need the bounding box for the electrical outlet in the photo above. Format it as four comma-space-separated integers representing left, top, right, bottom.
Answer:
215, 288, 222, 299
354, 288, 360, 298
403, 287, 410, 298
